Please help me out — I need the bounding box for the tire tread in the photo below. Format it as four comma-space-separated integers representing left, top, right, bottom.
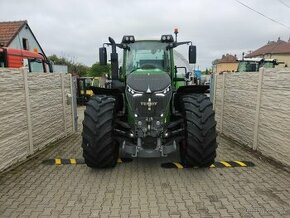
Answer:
82, 95, 118, 168
180, 94, 217, 167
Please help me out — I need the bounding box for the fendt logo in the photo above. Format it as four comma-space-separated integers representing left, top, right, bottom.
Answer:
140, 98, 157, 111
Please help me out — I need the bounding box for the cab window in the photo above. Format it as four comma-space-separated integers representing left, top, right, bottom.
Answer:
126, 41, 171, 74
29, 59, 44, 72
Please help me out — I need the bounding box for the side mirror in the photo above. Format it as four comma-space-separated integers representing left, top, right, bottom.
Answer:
189, 45, 196, 64
99, 47, 107, 65
48, 60, 54, 73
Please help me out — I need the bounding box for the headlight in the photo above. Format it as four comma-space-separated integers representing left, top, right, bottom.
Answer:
127, 85, 143, 97
155, 85, 171, 97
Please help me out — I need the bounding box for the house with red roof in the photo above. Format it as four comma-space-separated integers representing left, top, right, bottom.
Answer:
245, 37, 290, 67
0, 20, 46, 57
212, 54, 239, 74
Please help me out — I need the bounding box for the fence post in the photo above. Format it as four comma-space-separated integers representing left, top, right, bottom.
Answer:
253, 68, 264, 150
212, 74, 217, 110
22, 70, 34, 155
220, 73, 226, 134
70, 74, 77, 132
61, 74, 67, 136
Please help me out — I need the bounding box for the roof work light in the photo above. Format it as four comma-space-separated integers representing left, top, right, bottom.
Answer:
161, 35, 174, 43
122, 35, 135, 43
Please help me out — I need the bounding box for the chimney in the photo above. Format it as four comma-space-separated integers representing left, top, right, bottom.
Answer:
288, 36, 290, 43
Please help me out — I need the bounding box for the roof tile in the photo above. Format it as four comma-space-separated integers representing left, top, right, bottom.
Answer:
218, 54, 238, 63
246, 39, 290, 57
0, 20, 26, 47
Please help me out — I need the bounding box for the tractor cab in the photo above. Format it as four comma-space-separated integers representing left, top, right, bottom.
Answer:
237, 58, 278, 72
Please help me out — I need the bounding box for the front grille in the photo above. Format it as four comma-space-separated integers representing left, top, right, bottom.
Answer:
126, 71, 172, 118
127, 92, 171, 117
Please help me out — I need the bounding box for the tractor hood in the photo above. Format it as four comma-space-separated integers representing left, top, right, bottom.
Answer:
126, 70, 171, 92
126, 69, 172, 119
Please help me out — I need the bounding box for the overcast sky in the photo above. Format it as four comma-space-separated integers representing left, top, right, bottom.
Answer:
1, 0, 289, 69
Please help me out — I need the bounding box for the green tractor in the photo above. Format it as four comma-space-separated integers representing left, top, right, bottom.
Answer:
237, 57, 279, 72
82, 33, 217, 168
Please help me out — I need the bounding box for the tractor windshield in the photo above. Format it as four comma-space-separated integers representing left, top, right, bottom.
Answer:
126, 41, 170, 74
238, 61, 259, 72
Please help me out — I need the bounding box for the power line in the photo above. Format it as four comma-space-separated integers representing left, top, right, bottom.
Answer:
234, 0, 290, 30
278, 0, 290, 9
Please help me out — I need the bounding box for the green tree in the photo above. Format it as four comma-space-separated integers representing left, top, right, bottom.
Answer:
48, 54, 89, 76
202, 68, 212, 75
89, 63, 110, 77
49, 54, 68, 65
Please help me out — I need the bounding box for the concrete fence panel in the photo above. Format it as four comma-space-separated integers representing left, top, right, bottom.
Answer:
257, 69, 290, 164
0, 69, 76, 172
223, 72, 259, 147
214, 68, 290, 166
0, 70, 29, 170
28, 73, 64, 151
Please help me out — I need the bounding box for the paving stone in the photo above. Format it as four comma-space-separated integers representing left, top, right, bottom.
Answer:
0, 107, 290, 217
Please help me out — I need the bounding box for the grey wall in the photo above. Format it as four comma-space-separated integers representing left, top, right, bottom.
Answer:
214, 68, 290, 166
0, 69, 75, 172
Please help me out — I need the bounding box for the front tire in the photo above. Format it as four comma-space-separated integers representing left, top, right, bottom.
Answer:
82, 95, 119, 168
180, 94, 217, 167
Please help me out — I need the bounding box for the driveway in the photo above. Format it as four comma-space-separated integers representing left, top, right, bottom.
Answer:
0, 107, 289, 217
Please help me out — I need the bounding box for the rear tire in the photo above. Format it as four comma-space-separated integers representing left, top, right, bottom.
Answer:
180, 94, 217, 167
82, 95, 119, 168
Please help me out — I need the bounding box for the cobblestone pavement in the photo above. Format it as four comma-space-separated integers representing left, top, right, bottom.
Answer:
0, 107, 290, 218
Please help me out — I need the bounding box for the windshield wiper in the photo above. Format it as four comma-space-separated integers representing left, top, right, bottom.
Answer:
128, 67, 140, 74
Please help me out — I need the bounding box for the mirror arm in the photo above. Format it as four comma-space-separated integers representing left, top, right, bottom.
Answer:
103, 43, 110, 47
166, 41, 192, 50
103, 43, 129, 50
176, 41, 192, 46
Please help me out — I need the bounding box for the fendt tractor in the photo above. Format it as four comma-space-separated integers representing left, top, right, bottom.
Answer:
237, 57, 279, 72
82, 31, 217, 168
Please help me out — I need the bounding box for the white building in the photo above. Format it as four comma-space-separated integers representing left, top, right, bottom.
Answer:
0, 20, 46, 57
